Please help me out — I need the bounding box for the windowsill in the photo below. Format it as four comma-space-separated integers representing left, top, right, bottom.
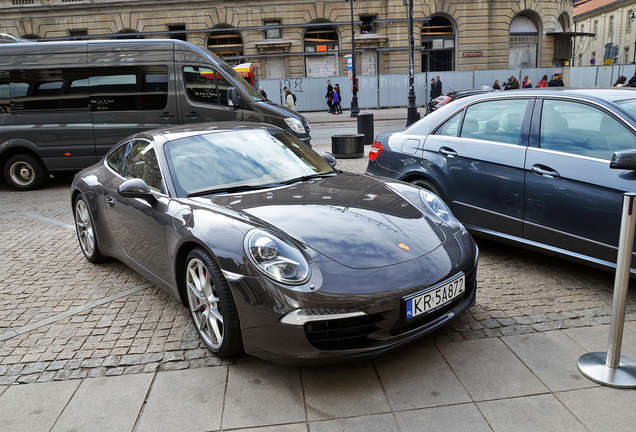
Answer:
255, 40, 294, 53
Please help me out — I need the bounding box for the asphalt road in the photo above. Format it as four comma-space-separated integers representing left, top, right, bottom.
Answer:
0, 118, 634, 385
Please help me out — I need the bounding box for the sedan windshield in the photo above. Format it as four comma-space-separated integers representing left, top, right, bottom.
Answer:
164, 129, 336, 197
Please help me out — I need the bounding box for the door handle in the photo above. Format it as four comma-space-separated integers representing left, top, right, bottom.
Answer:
106, 196, 115, 207
531, 164, 560, 179
439, 147, 458, 157
162, 112, 175, 119
186, 112, 199, 119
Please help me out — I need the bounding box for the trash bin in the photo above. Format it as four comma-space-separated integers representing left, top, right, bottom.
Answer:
357, 112, 374, 145
331, 134, 364, 158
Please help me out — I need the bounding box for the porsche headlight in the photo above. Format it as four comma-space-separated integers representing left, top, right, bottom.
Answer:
420, 189, 462, 229
284, 117, 306, 135
244, 229, 310, 285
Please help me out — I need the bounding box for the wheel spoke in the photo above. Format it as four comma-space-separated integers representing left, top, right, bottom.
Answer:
209, 314, 223, 345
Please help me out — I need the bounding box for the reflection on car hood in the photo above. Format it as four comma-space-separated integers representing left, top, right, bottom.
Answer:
202, 173, 444, 269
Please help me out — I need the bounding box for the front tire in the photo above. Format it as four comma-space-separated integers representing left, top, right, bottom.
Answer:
185, 248, 243, 358
74, 194, 105, 263
4, 154, 48, 191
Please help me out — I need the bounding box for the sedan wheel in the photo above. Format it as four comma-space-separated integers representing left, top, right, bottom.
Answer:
74, 195, 104, 263
185, 248, 242, 358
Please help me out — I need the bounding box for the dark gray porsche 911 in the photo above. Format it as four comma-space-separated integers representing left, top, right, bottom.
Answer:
71, 122, 478, 365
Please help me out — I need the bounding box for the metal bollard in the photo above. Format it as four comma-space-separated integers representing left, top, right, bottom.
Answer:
578, 192, 636, 388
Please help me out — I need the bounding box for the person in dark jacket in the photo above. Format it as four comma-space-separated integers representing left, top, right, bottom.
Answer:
434, 76, 443, 97
325, 80, 334, 113
429, 78, 437, 100
628, 72, 636, 87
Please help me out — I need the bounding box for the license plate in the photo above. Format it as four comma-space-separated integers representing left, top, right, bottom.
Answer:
405, 274, 465, 320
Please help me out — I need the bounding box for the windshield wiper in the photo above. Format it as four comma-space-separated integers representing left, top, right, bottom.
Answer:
187, 183, 276, 197
279, 173, 336, 185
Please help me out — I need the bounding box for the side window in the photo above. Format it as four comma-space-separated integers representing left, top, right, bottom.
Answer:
434, 111, 462, 137
9, 68, 90, 111
89, 66, 168, 112
118, 140, 163, 192
0, 70, 8, 115
106, 143, 127, 173
460, 99, 529, 144
540, 100, 636, 159
183, 66, 231, 106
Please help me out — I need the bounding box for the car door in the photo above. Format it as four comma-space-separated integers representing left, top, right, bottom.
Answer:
177, 65, 241, 124
104, 138, 174, 286
423, 98, 533, 237
523, 98, 636, 266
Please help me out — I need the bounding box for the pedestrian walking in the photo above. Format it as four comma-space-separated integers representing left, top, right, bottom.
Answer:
538, 75, 548, 88
284, 87, 295, 111
435, 76, 443, 97
333, 84, 343, 114
325, 80, 334, 113
259, 87, 267, 99
524, 78, 533, 88
493, 79, 501, 90
429, 78, 437, 100
629, 71, 636, 87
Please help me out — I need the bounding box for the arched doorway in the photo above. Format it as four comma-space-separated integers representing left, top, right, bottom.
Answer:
304, 23, 339, 77
421, 16, 455, 72
207, 26, 243, 65
509, 14, 539, 68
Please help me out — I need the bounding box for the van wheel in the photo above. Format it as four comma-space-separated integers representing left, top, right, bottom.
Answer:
4, 154, 48, 191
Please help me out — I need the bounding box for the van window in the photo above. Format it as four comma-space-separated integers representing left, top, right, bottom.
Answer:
183, 66, 231, 106
89, 66, 168, 111
0, 71, 8, 115
10, 68, 90, 111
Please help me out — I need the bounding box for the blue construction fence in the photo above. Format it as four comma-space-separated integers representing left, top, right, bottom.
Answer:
258, 64, 636, 112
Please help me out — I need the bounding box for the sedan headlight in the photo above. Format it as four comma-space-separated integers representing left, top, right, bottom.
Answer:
284, 117, 307, 135
244, 229, 310, 285
420, 189, 462, 229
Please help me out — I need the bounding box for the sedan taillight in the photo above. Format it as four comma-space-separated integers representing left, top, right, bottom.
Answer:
369, 141, 383, 161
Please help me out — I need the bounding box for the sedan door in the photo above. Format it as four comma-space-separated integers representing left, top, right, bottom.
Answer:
104, 138, 174, 286
523, 98, 636, 265
423, 98, 533, 237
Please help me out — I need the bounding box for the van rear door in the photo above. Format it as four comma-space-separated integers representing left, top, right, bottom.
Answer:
177, 64, 242, 124
88, 41, 178, 157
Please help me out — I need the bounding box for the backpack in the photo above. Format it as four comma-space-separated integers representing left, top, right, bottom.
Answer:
292, 93, 297, 103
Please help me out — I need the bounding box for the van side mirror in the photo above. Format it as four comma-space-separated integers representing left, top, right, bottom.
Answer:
118, 178, 156, 204
228, 88, 241, 109
610, 149, 636, 170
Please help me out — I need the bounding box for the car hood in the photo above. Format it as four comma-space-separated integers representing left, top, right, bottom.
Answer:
199, 173, 444, 269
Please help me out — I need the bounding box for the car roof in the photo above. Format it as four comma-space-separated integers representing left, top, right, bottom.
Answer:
129, 122, 284, 146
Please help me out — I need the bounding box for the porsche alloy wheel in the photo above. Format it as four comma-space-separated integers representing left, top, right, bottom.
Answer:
185, 248, 242, 358
74, 194, 104, 263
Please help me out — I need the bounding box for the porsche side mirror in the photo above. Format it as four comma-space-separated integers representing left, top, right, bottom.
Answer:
321, 152, 337, 168
118, 178, 156, 204
610, 149, 636, 170
227, 87, 241, 110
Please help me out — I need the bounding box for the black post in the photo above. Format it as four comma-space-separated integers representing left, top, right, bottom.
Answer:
349, 0, 359, 117
405, 0, 418, 127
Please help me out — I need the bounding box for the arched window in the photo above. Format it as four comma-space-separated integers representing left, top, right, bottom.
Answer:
303, 23, 339, 77
421, 16, 455, 72
207, 27, 243, 65
509, 15, 538, 68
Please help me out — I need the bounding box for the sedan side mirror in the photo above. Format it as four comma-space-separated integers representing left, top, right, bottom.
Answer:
228, 87, 241, 110
321, 152, 337, 168
610, 149, 636, 171
118, 178, 156, 204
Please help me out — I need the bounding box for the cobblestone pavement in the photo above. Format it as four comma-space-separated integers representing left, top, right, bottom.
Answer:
1, 116, 635, 386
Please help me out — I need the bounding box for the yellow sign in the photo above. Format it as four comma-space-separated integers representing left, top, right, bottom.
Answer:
605, 59, 613, 65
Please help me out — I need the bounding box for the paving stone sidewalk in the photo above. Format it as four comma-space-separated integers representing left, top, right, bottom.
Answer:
1, 117, 634, 385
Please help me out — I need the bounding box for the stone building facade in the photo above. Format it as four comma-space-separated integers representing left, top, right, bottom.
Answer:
574, 0, 636, 66
0, 0, 573, 78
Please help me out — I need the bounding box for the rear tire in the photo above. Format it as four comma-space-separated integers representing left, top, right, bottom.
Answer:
3, 154, 48, 191
185, 248, 243, 358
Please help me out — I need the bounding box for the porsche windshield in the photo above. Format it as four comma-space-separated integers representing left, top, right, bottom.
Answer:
164, 129, 336, 197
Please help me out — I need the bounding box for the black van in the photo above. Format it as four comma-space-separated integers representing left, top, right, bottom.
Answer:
0, 38, 311, 190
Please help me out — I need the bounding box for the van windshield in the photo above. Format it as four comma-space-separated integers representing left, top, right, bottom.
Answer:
215, 61, 265, 102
